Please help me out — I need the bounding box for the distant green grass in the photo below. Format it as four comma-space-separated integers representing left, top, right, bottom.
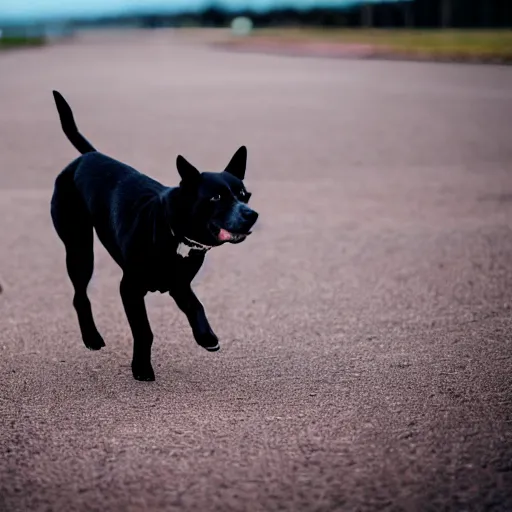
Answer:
238, 28, 512, 61
0, 35, 46, 50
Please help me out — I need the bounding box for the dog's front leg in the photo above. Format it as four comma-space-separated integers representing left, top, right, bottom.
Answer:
120, 276, 155, 381
171, 286, 220, 352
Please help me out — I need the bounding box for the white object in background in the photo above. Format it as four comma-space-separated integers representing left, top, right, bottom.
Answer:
231, 16, 253, 37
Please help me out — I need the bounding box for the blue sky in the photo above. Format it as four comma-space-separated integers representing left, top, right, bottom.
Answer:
0, 0, 376, 23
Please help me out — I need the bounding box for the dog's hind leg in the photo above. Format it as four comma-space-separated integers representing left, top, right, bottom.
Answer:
51, 170, 105, 351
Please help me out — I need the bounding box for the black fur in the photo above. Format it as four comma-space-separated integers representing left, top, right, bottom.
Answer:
50, 91, 258, 381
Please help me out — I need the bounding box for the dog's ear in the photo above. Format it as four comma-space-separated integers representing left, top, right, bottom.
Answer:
224, 146, 247, 181
176, 155, 200, 183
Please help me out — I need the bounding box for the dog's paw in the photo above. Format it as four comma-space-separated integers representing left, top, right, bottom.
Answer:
194, 331, 220, 352
83, 332, 106, 351
132, 363, 155, 382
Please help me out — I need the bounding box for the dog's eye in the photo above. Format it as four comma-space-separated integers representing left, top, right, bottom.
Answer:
210, 195, 221, 202
239, 190, 251, 202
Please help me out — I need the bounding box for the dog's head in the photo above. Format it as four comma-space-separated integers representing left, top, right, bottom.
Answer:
170, 146, 258, 247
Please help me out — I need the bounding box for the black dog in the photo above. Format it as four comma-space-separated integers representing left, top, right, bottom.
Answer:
50, 91, 258, 381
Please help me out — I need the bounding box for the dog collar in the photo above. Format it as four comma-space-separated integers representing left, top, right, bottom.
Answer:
171, 229, 212, 258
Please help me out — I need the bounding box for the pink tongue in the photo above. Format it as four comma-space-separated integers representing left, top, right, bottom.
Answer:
218, 228, 233, 241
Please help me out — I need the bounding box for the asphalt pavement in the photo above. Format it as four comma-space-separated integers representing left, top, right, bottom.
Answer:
1, 29, 512, 512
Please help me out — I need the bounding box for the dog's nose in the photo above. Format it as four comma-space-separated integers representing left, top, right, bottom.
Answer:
242, 208, 259, 225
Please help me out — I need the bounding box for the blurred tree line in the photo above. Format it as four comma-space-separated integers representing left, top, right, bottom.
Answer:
78, 0, 512, 30
222, 0, 512, 28
355, 0, 512, 28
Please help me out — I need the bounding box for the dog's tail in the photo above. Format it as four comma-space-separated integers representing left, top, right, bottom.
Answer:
52, 90, 97, 155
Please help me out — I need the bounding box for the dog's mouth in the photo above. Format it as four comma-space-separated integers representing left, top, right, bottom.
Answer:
210, 224, 251, 244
